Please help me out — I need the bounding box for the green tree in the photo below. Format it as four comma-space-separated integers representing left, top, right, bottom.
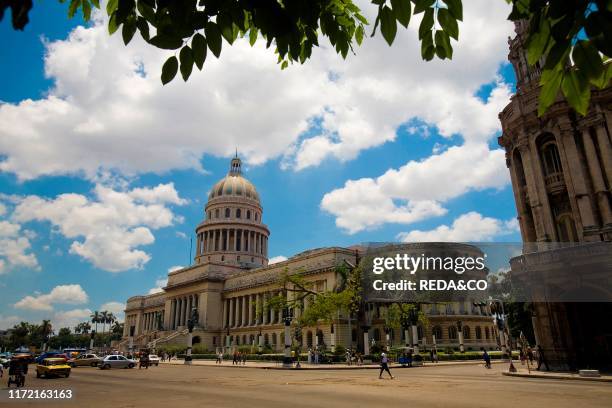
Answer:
2, 0, 609, 115
40, 319, 53, 351
90, 310, 100, 333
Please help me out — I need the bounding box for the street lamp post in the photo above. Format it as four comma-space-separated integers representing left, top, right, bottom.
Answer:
185, 307, 198, 365
282, 307, 293, 368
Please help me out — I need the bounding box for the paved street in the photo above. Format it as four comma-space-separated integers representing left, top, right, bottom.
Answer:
3, 363, 611, 408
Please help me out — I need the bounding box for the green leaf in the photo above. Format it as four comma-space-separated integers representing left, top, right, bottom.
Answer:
68, 0, 82, 18
561, 70, 590, 115
355, 25, 364, 45
444, 0, 462, 21
106, 0, 118, 16
538, 68, 563, 116
179, 46, 194, 81
390, 0, 411, 28
192, 33, 207, 70
217, 12, 234, 44
421, 30, 434, 61
437, 8, 458, 40
435, 29, 452, 59
379, 6, 397, 45
543, 40, 570, 70
148, 35, 183, 50
137, 0, 156, 23
572, 40, 604, 81
122, 18, 137, 45
136, 17, 150, 41
418, 8, 434, 40
91, 0, 100, 8
591, 63, 612, 89
161, 56, 178, 85
281, 60, 289, 70
206, 22, 222, 58
249, 28, 258, 46
413, 0, 435, 14
526, 19, 550, 65
82, 0, 92, 21
108, 12, 119, 35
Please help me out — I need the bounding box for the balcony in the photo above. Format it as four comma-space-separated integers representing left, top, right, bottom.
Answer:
544, 172, 565, 194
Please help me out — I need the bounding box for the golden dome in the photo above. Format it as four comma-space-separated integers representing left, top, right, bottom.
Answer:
208, 156, 260, 202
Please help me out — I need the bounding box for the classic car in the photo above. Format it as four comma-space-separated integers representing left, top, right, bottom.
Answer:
36, 357, 71, 378
68, 353, 102, 367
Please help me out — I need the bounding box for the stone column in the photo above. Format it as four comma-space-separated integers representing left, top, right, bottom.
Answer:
262, 293, 269, 325
242, 296, 247, 326
528, 140, 558, 240
594, 125, 612, 184
256, 293, 261, 325
247, 295, 253, 326
519, 144, 549, 241
229, 297, 234, 328
583, 128, 612, 225
222, 298, 228, 328
225, 229, 229, 251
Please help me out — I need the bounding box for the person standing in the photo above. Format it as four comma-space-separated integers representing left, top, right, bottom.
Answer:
378, 352, 394, 379
0, 361, 4, 378
308, 348, 313, 364
242, 351, 247, 365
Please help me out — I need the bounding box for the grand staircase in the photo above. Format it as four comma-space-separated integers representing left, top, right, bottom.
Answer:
147, 328, 189, 349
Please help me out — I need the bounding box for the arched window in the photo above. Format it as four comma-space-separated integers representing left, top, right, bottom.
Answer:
192, 336, 201, 344
351, 329, 357, 342
255, 213, 259, 221
242, 335, 247, 344
207, 211, 211, 219
432, 326, 443, 341
556, 214, 578, 242
236, 336, 240, 345
475, 326, 482, 340
264, 333, 269, 345
215, 209, 219, 218
417, 325, 424, 340
272, 333, 277, 345
463, 326, 471, 339
236, 209, 241, 218
306, 331, 313, 347
485, 327, 490, 340
448, 326, 457, 340
225, 208, 230, 218
540, 140, 563, 176
247, 210, 251, 219
316, 329, 324, 345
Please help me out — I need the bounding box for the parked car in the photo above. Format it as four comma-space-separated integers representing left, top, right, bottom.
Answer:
36, 358, 71, 378
35, 352, 67, 364
148, 355, 160, 366
98, 355, 136, 369
68, 353, 102, 367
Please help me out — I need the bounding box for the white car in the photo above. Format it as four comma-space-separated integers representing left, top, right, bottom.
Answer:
148, 355, 160, 366
98, 355, 136, 369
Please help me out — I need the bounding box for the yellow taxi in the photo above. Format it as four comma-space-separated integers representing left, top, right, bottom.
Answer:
36, 357, 71, 378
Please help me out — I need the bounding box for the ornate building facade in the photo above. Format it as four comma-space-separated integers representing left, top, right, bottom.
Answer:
498, 21, 612, 369
122, 156, 497, 354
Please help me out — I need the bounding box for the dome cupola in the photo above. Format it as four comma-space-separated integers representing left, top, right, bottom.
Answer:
194, 155, 269, 269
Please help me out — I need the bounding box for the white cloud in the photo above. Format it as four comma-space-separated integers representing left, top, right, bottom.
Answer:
0, 215, 39, 274
397, 212, 519, 242
0, 1, 513, 180
0, 314, 22, 330
269, 255, 288, 264
12, 183, 185, 272
148, 265, 179, 294
321, 144, 508, 233
100, 301, 125, 321
14, 284, 89, 311
53, 308, 92, 329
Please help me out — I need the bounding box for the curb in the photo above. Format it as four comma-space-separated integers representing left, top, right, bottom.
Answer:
160, 359, 503, 370
502, 371, 612, 383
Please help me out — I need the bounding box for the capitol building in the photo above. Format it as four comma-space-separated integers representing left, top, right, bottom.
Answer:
121, 155, 498, 354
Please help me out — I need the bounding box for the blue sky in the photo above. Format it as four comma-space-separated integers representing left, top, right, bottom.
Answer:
0, 1, 520, 329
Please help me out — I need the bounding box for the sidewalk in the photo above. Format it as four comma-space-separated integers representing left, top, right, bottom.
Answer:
502, 366, 612, 383
160, 359, 503, 370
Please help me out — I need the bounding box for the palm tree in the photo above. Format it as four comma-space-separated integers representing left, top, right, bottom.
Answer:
40, 320, 52, 352
106, 313, 116, 332
82, 322, 91, 334
100, 311, 109, 334
90, 311, 100, 333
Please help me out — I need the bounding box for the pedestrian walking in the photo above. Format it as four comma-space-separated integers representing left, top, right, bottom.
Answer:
536, 345, 549, 371
482, 348, 491, 369
216, 351, 223, 364
232, 351, 239, 365
430, 349, 435, 363
314, 349, 319, 365
242, 352, 247, 365
378, 352, 394, 379
308, 348, 313, 364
